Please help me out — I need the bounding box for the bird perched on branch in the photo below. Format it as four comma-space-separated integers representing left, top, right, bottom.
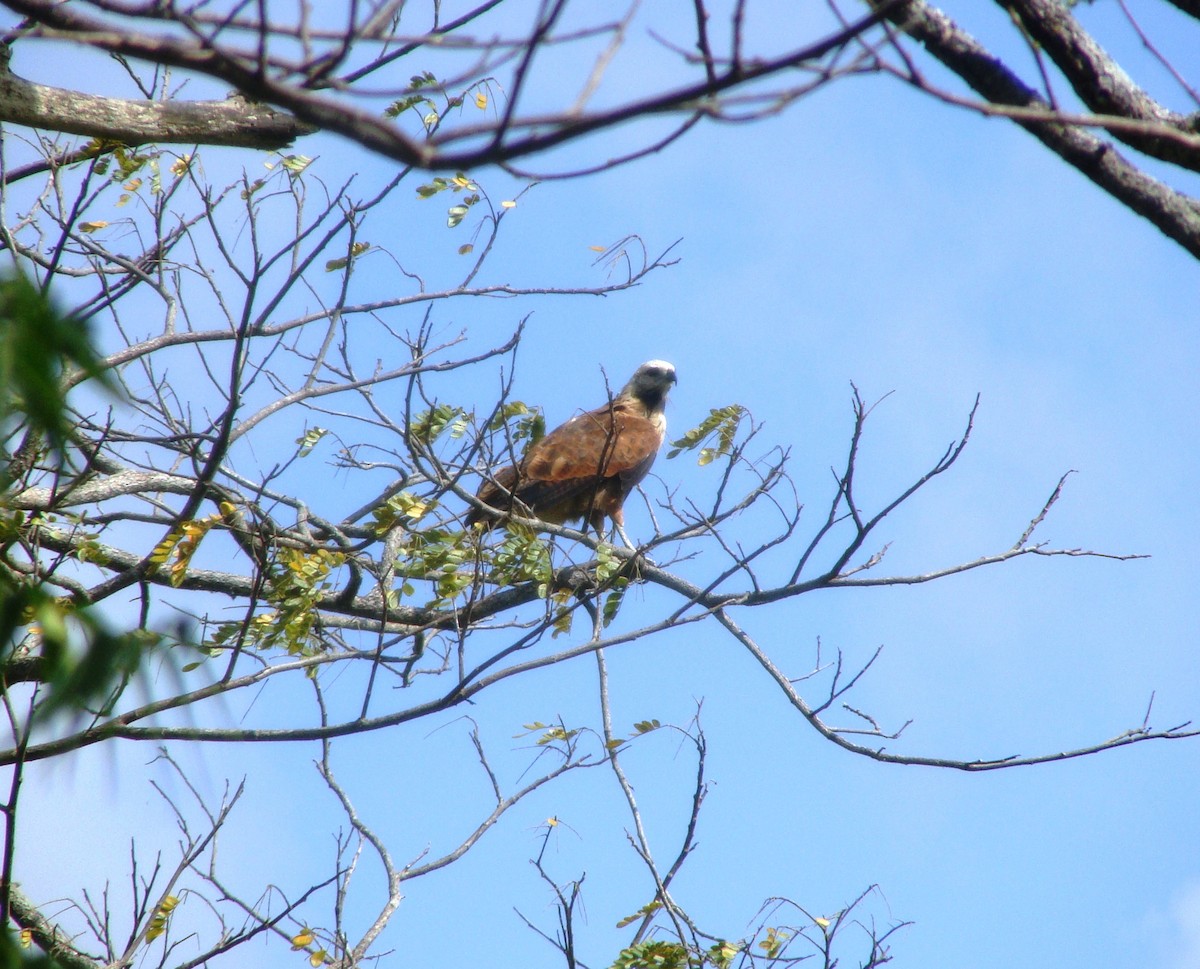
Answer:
466, 360, 677, 547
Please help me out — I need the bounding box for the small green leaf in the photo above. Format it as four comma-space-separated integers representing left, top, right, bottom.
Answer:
296, 427, 328, 456
615, 900, 662, 929
281, 154, 312, 174
409, 403, 468, 445
385, 94, 431, 118
0, 270, 120, 462
667, 404, 746, 462
416, 177, 448, 198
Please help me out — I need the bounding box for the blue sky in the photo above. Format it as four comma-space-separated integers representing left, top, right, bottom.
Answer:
10, 3, 1200, 969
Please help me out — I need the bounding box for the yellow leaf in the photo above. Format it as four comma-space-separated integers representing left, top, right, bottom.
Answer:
501, 200, 516, 209
474, 91, 487, 109
309, 949, 327, 967
588, 245, 605, 252
814, 916, 831, 930
19, 929, 31, 948
79, 221, 108, 233
125, 178, 142, 191
291, 929, 315, 949
171, 155, 191, 177
149, 534, 179, 566
546, 816, 559, 827
325, 242, 370, 272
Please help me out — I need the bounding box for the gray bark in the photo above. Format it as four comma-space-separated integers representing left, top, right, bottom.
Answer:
0, 64, 314, 150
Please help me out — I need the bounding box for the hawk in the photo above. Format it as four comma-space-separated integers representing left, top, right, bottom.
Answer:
466, 360, 677, 546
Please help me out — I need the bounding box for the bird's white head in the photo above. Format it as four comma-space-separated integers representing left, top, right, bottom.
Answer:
622, 359, 677, 414
629, 359, 677, 390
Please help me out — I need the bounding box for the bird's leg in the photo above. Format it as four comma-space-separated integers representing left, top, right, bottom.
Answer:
608, 510, 656, 579
603, 507, 635, 551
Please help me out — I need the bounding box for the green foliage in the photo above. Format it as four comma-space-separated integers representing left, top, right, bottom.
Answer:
385, 71, 495, 137
706, 941, 740, 968
148, 510, 228, 588
488, 400, 545, 447
606, 923, 739, 968
393, 528, 472, 608
615, 900, 663, 928
608, 940, 689, 969
758, 926, 790, 960
0, 578, 160, 719
0, 274, 151, 719
595, 543, 630, 626
667, 405, 746, 465
409, 404, 469, 446
76, 138, 152, 185
324, 242, 370, 273
1, 926, 59, 969
490, 527, 553, 597
415, 173, 481, 228
211, 547, 346, 655
0, 270, 117, 467
278, 154, 313, 175
372, 491, 437, 532
384, 71, 441, 123
594, 542, 622, 584
370, 498, 477, 608
602, 579, 629, 627
295, 426, 329, 457
263, 547, 346, 653
67, 519, 108, 566
517, 721, 579, 747
550, 596, 575, 638
606, 718, 662, 752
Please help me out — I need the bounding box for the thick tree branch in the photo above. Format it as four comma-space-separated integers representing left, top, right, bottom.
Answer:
9, 885, 103, 969
0, 61, 314, 149
1003, 0, 1200, 170
872, 0, 1200, 258
1, 0, 895, 171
